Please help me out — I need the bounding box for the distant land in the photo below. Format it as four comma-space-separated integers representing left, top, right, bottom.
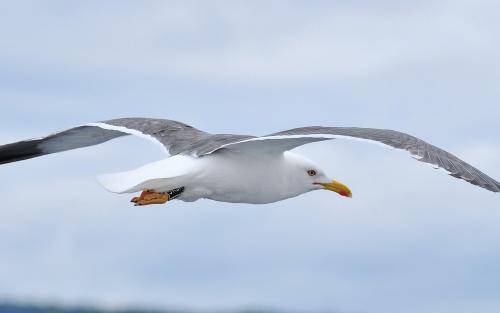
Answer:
0, 303, 286, 313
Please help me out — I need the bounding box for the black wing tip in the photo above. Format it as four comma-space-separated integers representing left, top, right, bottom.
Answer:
0, 140, 45, 165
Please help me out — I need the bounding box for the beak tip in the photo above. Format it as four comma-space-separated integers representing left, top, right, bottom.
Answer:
322, 180, 352, 198
341, 192, 352, 198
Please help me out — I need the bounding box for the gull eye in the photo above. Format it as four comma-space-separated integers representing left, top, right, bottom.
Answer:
307, 170, 317, 177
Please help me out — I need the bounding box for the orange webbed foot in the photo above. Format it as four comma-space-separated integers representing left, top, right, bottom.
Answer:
131, 190, 170, 206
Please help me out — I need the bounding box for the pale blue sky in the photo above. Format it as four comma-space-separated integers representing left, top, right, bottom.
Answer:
1, 1, 500, 313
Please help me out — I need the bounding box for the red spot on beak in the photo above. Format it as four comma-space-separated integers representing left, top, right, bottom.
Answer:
339, 190, 349, 197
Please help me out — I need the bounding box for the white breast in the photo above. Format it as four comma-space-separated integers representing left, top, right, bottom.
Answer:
194, 151, 306, 204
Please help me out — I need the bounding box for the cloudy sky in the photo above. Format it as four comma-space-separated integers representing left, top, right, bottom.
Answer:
1, 1, 499, 313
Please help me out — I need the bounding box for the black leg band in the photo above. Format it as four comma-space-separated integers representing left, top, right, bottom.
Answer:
167, 187, 185, 200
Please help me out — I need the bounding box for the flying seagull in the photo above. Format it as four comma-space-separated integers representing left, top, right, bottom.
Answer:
1, 118, 498, 205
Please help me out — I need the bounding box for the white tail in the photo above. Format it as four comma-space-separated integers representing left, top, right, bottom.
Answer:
97, 155, 199, 194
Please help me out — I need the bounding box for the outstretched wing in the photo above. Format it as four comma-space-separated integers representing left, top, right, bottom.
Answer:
210, 126, 500, 193
0, 118, 254, 165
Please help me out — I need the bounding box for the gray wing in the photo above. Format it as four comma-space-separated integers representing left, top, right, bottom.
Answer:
212, 126, 500, 193
0, 117, 254, 165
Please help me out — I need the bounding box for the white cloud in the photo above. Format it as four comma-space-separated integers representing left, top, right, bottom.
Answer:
1, 1, 499, 84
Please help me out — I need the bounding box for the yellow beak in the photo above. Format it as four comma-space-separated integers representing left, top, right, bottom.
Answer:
320, 180, 352, 198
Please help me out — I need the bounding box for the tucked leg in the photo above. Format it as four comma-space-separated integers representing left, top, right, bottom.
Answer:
131, 190, 156, 203
131, 190, 170, 206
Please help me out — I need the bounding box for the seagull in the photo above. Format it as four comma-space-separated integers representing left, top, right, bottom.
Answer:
1, 118, 498, 205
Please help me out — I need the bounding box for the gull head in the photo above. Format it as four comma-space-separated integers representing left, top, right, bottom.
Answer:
285, 152, 352, 198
